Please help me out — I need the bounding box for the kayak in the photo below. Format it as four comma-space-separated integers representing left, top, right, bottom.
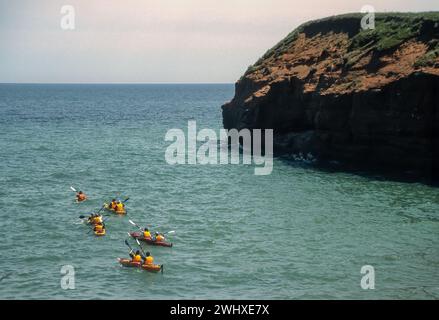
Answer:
117, 258, 163, 273
104, 203, 127, 215
117, 258, 141, 268
129, 232, 173, 247
95, 229, 106, 236
141, 263, 163, 272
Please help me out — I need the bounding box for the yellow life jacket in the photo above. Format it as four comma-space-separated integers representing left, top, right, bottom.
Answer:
95, 224, 103, 232
93, 217, 101, 224
110, 202, 117, 210
143, 231, 151, 238
116, 203, 124, 212
133, 255, 142, 262
156, 235, 164, 242
145, 256, 154, 264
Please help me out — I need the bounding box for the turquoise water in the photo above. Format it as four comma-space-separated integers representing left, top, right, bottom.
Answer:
0, 84, 438, 299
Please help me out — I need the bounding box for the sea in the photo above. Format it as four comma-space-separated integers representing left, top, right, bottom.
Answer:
0, 83, 438, 299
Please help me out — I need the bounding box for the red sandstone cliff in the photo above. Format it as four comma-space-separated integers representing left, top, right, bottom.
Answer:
222, 13, 439, 182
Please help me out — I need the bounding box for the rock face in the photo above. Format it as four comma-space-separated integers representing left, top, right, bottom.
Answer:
222, 13, 439, 182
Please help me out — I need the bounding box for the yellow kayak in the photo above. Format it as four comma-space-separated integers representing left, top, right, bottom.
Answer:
94, 229, 106, 236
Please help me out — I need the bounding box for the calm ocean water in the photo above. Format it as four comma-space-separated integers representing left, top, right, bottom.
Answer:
0, 84, 438, 299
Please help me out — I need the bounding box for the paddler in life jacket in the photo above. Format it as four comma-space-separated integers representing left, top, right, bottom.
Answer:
92, 214, 103, 225
93, 222, 105, 233
143, 228, 152, 240
143, 252, 154, 265
155, 232, 165, 242
109, 199, 117, 210
130, 250, 143, 263
87, 213, 98, 224
115, 201, 125, 213
76, 191, 87, 202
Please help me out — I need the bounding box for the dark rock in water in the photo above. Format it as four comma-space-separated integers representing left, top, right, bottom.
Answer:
222, 13, 439, 183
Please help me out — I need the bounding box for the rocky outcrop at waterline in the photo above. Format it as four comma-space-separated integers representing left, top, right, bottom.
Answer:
222, 13, 439, 182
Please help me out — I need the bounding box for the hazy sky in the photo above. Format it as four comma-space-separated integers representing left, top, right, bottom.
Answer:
1, 0, 438, 83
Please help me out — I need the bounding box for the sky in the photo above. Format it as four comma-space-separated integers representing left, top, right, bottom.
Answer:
1, 0, 438, 83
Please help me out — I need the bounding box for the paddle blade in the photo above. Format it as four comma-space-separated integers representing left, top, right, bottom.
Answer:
79, 215, 85, 219
136, 239, 141, 246
167, 230, 176, 234
129, 219, 136, 226
70, 186, 77, 192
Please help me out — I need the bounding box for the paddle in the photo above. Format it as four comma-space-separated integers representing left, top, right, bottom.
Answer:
124, 239, 135, 255
81, 203, 108, 220
129, 219, 143, 231
79, 214, 93, 226
126, 232, 138, 240
126, 232, 146, 253
121, 197, 130, 212
96, 204, 106, 214
135, 238, 147, 257
129, 219, 175, 236
79, 210, 100, 218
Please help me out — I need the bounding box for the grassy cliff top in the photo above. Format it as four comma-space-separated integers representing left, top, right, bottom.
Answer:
245, 12, 439, 76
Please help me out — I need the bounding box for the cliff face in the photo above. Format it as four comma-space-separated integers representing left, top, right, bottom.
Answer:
222, 13, 439, 182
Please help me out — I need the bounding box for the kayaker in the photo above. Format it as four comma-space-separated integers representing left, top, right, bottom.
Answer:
94, 222, 105, 232
143, 228, 152, 240
115, 201, 125, 213
143, 252, 154, 265
88, 213, 97, 224
155, 232, 165, 242
130, 250, 143, 263
93, 214, 103, 225
76, 191, 87, 202
110, 199, 117, 210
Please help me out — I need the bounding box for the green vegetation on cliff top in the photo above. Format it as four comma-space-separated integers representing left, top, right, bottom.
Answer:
244, 12, 439, 76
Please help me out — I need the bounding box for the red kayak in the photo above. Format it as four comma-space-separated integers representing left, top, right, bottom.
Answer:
117, 258, 163, 273
129, 232, 173, 247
